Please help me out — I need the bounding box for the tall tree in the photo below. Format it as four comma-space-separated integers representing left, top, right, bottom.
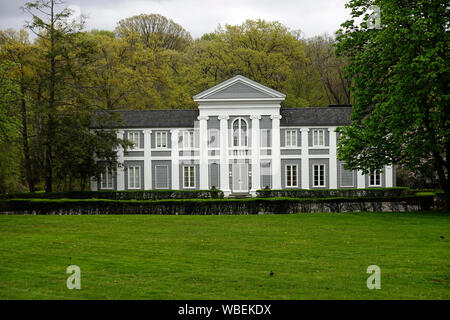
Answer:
306, 35, 351, 105
23, 0, 86, 192
336, 0, 449, 204
0, 62, 22, 192
115, 14, 192, 51
0, 29, 36, 191
182, 19, 307, 106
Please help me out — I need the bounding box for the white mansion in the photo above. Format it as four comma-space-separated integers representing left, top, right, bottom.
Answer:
91, 75, 395, 196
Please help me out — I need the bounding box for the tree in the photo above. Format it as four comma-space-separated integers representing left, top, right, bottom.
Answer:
0, 62, 21, 192
23, 0, 86, 192
0, 29, 37, 191
115, 14, 192, 51
335, 0, 449, 205
181, 20, 307, 107
305, 35, 351, 105
22, 0, 128, 192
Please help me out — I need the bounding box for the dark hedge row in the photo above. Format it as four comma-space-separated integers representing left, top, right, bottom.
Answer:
0, 195, 434, 215
256, 187, 413, 198
0, 189, 224, 200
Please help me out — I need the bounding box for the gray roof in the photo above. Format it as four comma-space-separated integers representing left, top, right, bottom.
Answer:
92, 106, 352, 129
280, 107, 352, 126
91, 110, 199, 128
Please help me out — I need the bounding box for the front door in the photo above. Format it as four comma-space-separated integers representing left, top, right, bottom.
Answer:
232, 163, 248, 193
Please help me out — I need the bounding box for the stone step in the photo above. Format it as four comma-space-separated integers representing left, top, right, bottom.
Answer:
228, 193, 252, 199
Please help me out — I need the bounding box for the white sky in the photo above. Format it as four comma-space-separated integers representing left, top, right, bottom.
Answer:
0, 0, 351, 39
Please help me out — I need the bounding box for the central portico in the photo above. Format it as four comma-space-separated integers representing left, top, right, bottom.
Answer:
193, 75, 286, 196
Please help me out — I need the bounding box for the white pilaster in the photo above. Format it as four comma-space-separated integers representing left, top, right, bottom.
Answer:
357, 170, 365, 189
198, 116, 209, 189
218, 115, 230, 195
250, 115, 261, 195
170, 129, 180, 190
117, 130, 125, 190
385, 165, 393, 187
144, 129, 152, 190
301, 128, 310, 189
329, 127, 338, 189
270, 114, 282, 189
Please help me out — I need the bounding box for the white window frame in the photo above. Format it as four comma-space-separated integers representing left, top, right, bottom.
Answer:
128, 131, 140, 149
313, 164, 326, 187
100, 167, 114, 189
340, 163, 355, 187
183, 131, 195, 149
312, 129, 325, 147
369, 171, 382, 187
207, 129, 219, 148
128, 165, 141, 189
232, 118, 248, 147
285, 130, 297, 148
155, 131, 168, 149
155, 165, 169, 189
260, 129, 271, 148
285, 164, 298, 188
183, 165, 196, 189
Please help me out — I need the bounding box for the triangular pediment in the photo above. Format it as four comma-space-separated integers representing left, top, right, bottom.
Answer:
193, 75, 286, 101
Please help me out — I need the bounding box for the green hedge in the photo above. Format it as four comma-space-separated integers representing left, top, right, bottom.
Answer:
0, 195, 434, 215
256, 187, 412, 198
0, 189, 224, 200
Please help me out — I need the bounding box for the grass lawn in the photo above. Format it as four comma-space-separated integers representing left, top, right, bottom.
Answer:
0, 211, 449, 299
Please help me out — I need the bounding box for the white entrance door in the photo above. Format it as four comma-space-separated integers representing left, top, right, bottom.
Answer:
232, 163, 248, 193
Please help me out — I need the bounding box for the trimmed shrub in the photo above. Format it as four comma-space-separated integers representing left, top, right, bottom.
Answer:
256, 187, 412, 198
0, 189, 224, 200
0, 195, 434, 215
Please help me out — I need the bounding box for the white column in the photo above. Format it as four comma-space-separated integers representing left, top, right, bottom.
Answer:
171, 129, 180, 190
218, 115, 230, 196
198, 116, 209, 189
385, 165, 393, 187
329, 127, 338, 189
250, 115, 261, 195
270, 115, 282, 189
143, 129, 152, 190
117, 130, 125, 190
357, 170, 365, 188
301, 128, 310, 189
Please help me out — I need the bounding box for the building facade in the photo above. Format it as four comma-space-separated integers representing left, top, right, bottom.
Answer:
91, 75, 395, 196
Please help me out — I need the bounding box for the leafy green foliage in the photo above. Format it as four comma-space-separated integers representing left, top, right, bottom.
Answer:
0, 194, 435, 214
335, 0, 449, 202
256, 187, 412, 198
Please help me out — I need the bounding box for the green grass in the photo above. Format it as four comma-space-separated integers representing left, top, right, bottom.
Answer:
0, 212, 449, 299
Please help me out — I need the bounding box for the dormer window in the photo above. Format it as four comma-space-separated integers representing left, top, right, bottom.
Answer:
232, 118, 248, 147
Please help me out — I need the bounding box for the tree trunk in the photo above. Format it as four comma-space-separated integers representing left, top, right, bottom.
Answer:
20, 84, 34, 192
45, 0, 56, 193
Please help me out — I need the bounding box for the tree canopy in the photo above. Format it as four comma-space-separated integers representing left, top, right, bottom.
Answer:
335, 0, 449, 202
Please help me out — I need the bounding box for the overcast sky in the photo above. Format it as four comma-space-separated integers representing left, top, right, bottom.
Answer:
0, 0, 351, 39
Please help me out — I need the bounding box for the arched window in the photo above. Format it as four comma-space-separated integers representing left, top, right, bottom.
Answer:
232, 118, 248, 147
